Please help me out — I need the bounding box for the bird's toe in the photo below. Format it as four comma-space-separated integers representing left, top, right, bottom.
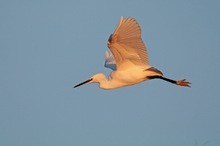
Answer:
176, 79, 191, 87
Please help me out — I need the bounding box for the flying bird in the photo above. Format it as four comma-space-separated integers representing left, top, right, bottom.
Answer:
74, 17, 191, 89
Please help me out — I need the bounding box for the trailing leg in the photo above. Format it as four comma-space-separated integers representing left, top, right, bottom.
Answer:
148, 76, 191, 87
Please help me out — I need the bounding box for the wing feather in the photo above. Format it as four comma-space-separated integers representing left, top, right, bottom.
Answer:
104, 51, 116, 70
107, 17, 149, 70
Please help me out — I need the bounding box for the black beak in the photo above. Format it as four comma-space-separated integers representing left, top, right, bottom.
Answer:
74, 78, 93, 88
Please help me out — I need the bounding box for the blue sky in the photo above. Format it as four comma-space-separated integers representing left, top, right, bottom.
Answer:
1, 0, 220, 146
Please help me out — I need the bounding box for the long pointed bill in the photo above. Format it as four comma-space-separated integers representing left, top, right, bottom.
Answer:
74, 78, 93, 88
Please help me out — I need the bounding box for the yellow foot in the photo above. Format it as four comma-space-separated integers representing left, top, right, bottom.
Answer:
176, 79, 191, 87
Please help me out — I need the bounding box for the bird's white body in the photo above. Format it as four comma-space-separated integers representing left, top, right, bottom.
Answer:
86, 65, 163, 89
74, 17, 190, 89
98, 68, 150, 89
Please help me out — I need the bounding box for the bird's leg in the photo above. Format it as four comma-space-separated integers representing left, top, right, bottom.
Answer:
148, 76, 191, 87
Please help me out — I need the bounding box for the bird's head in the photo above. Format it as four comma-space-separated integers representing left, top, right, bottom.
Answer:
74, 73, 106, 88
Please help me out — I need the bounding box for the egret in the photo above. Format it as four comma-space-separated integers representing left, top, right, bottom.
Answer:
74, 17, 191, 89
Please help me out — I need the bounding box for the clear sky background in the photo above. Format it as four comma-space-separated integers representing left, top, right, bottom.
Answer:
1, 0, 220, 146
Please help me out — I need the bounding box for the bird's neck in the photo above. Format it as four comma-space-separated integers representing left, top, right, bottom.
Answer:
98, 76, 112, 89
94, 74, 116, 90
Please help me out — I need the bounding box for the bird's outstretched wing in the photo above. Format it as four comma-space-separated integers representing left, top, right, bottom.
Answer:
107, 16, 149, 71
104, 51, 116, 70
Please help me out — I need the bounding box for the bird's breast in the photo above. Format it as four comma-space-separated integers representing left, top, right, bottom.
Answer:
109, 68, 147, 86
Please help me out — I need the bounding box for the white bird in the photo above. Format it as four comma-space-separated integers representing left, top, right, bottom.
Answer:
74, 17, 190, 89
